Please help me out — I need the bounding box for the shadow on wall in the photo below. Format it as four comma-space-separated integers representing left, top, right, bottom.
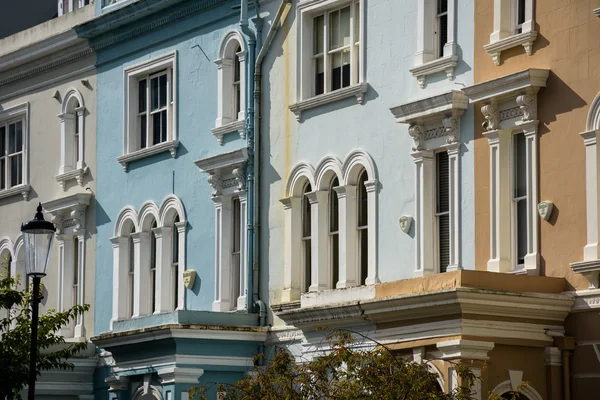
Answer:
95, 198, 111, 228
538, 72, 586, 136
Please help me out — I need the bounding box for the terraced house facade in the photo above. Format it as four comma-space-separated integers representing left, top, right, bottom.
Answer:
1, 0, 600, 399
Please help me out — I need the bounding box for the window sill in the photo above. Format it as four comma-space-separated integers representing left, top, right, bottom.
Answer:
409, 55, 459, 88
289, 82, 368, 122
484, 31, 538, 66
55, 166, 89, 190
117, 140, 179, 172
0, 184, 30, 201
211, 119, 245, 145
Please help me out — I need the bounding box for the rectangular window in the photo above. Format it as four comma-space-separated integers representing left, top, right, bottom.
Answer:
302, 187, 312, 293
311, 1, 360, 97
128, 235, 134, 317
134, 68, 172, 152
73, 238, 79, 308
329, 179, 340, 289
172, 217, 179, 310
357, 172, 368, 284
0, 120, 24, 191
514, 0, 526, 34
513, 132, 527, 266
231, 198, 241, 306
436, 151, 450, 273
150, 226, 157, 313
233, 50, 242, 119
436, 0, 448, 58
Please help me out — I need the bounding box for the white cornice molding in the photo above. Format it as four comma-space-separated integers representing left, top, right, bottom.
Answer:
0, 184, 31, 201
158, 367, 205, 384
390, 90, 468, 125
55, 166, 89, 190
43, 192, 92, 214
484, 31, 538, 66
436, 339, 495, 360
409, 55, 459, 89
568, 288, 600, 312
461, 68, 549, 103
211, 120, 245, 145
289, 83, 368, 122
194, 148, 248, 173
116, 140, 179, 172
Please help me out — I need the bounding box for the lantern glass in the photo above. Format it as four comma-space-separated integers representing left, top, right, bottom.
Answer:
22, 230, 54, 277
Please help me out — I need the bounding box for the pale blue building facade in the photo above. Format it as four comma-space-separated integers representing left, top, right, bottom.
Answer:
78, 0, 268, 398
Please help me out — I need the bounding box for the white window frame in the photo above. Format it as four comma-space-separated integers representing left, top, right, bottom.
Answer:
194, 149, 248, 312
57, 88, 88, 190
0, 103, 29, 201
434, 149, 451, 274
213, 31, 247, 145
484, 0, 537, 66
119, 51, 178, 172
410, 0, 458, 88
290, 0, 367, 121
58, 0, 89, 16
390, 91, 467, 276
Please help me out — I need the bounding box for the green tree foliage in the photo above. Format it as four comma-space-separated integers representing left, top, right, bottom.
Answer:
0, 269, 89, 399
189, 329, 524, 400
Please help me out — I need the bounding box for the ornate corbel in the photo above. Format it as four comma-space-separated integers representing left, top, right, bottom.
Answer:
207, 173, 222, 196
408, 124, 425, 151
70, 206, 86, 233
51, 214, 65, 235
481, 103, 499, 131
443, 117, 459, 145
516, 93, 537, 121
233, 167, 246, 191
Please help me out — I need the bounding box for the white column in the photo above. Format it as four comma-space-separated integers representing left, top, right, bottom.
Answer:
237, 194, 247, 310
415, 0, 435, 65
412, 151, 435, 277
74, 232, 86, 338
153, 227, 173, 313
582, 130, 600, 261
364, 180, 380, 285
484, 129, 512, 273
335, 185, 358, 288
280, 197, 302, 302
447, 144, 461, 270
57, 234, 75, 337
131, 232, 151, 317
306, 190, 329, 291
522, 121, 540, 274
490, 0, 512, 43
443, 0, 456, 57
75, 107, 85, 170
110, 236, 129, 329
212, 197, 232, 311
214, 59, 233, 127
58, 113, 75, 174
236, 50, 247, 122
175, 220, 187, 310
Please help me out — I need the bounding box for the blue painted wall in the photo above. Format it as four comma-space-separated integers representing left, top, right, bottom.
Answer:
92, 1, 252, 335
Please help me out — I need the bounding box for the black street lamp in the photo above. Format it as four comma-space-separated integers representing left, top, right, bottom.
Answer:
21, 203, 55, 400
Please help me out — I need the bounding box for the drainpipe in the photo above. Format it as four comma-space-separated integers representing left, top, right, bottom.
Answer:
252, 0, 291, 328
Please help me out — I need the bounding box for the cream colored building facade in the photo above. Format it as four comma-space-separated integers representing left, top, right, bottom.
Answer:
0, 4, 97, 398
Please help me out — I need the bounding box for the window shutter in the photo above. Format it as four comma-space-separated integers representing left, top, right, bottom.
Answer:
437, 152, 450, 272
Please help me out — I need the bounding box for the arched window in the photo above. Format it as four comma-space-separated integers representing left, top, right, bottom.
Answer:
1, 252, 11, 279
231, 197, 242, 308
172, 215, 180, 311
213, 31, 246, 144
58, 89, 87, 189
150, 219, 157, 313
329, 177, 340, 288
302, 182, 312, 293
357, 170, 368, 285
128, 226, 135, 318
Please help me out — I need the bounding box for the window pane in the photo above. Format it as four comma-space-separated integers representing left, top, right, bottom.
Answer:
329, 10, 339, 50
332, 53, 342, 91
0, 159, 5, 190
438, 0, 448, 14
8, 123, 15, 154
315, 57, 325, 95
173, 216, 180, 263
438, 14, 448, 57
438, 213, 450, 272
151, 76, 159, 111
313, 15, 324, 55
355, 2, 360, 41
304, 238, 311, 293
15, 121, 22, 152
138, 79, 147, 113
0, 126, 5, 155
329, 177, 339, 232
437, 152, 449, 213
342, 50, 351, 88
153, 113, 161, 145
517, 0, 526, 25
517, 199, 527, 264
340, 6, 351, 47
234, 46, 242, 82
357, 171, 368, 227
73, 238, 79, 286
303, 183, 312, 237
359, 229, 368, 284
331, 233, 339, 288
140, 115, 147, 149
159, 74, 167, 108
233, 198, 241, 252
514, 133, 527, 198
10, 155, 21, 186
161, 110, 167, 143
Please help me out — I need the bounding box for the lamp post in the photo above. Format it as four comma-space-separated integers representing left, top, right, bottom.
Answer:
21, 202, 56, 400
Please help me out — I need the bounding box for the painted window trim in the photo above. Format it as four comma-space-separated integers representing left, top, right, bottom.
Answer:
280, 150, 379, 304
390, 91, 467, 276
57, 0, 89, 16
214, 30, 247, 144
294, 0, 366, 112
462, 69, 548, 275
484, 0, 537, 65
122, 51, 178, 170
110, 195, 186, 331
411, 0, 458, 88
194, 149, 249, 312
0, 103, 30, 201
57, 88, 87, 190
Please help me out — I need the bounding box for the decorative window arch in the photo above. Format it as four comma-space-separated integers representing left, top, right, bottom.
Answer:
131, 384, 164, 400
57, 88, 88, 190
138, 201, 160, 316
212, 30, 247, 144
490, 380, 543, 400
0, 237, 13, 278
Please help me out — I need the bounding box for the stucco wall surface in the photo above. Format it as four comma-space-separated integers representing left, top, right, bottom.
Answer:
93, 4, 252, 335
473, 0, 600, 290
0, 56, 97, 337
261, 0, 475, 309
